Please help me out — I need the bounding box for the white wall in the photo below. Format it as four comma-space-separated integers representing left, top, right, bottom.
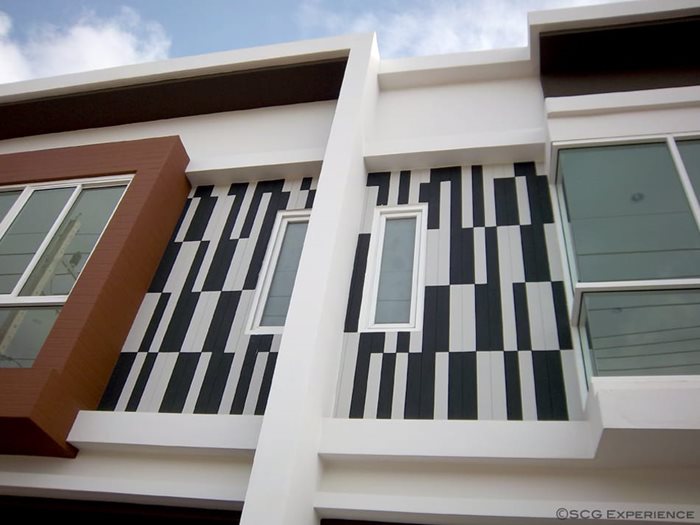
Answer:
0, 100, 337, 173
366, 78, 546, 170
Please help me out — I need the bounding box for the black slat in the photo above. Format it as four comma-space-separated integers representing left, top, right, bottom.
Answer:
447, 352, 477, 419
194, 353, 234, 414
230, 335, 273, 414
494, 177, 519, 226
202, 291, 241, 353
349, 333, 376, 418
513, 283, 532, 351
159, 242, 209, 352
376, 353, 396, 419
472, 165, 485, 227
159, 353, 200, 413
504, 352, 523, 420
398, 170, 411, 204
98, 353, 138, 410
552, 282, 573, 349
149, 243, 181, 293
343, 234, 370, 333
404, 353, 422, 419
137, 293, 171, 352
255, 351, 278, 415
185, 192, 217, 241
243, 185, 290, 290
367, 172, 390, 206
125, 353, 158, 411
485, 227, 503, 351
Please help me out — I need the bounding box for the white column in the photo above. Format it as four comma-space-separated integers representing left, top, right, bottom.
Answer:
239, 34, 380, 525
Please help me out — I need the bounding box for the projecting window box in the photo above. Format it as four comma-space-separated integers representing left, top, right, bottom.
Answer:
0, 175, 130, 368
553, 135, 700, 379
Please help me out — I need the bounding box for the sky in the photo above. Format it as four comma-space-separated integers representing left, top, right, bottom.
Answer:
0, 0, 625, 84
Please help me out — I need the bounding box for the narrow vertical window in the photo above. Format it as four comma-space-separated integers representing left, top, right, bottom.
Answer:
361, 205, 426, 331
248, 211, 310, 333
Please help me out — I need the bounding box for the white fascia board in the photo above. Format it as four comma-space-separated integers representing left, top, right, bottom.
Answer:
0, 33, 371, 104
378, 47, 535, 90
545, 85, 700, 118
68, 411, 262, 455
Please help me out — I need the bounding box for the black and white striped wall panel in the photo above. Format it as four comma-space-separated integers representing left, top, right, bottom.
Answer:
99, 177, 317, 414
337, 163, 583, 421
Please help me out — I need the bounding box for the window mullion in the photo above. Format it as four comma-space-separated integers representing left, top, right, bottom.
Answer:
668, 136, 700, 232
0, 295, 66, 307
0, 187, 33, 243
11, 184, 82, 297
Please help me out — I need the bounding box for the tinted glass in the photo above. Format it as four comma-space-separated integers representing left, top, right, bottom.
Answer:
260, 221, 308, 326
0, 187, 73, 294
0, 307, 61, 368
0, 191, 21, 223
559, 143, 700, 281
584, 290, 700, 376
375, 217, 416, 324
21, 185, 125, 296
677, 139, 700, 198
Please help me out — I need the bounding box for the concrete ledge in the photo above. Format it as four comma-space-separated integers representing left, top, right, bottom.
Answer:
315, 491, 700, 525
68, 411, 262, 455
546, 85, 700, 118
319, 419, 595, 461
364, 131, 546, 172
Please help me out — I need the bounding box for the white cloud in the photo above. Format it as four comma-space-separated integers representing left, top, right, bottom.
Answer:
0, 7, 170, 84
298, 0, 621, 58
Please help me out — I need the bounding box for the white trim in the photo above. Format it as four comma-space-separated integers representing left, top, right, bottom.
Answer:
0, 295, 66, 307
668, 136, 700, 231
246, 209, 311, 335
0, 174, 133, 192
359, 204, 427, 332
0, 187, 30, 241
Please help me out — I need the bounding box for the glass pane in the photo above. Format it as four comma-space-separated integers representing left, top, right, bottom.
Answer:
0, 191, 21, 223
559, 143, 700, 281
583, 290, 700, 377
21, 185, 125, 296
677, 139, 700, 198
375, 217, 416, 324
260, 221, 308, 326
0, 307, 61, 368
0, 187, 73, 294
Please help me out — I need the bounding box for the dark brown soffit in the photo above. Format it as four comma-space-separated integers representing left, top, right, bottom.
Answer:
540, 16, 700, 97
0, 58, 347, 140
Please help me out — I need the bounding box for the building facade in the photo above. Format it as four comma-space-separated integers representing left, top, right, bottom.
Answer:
0, 1, 699, 523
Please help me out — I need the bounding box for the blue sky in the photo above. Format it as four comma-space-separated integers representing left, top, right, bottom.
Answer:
0, 0, 620, 84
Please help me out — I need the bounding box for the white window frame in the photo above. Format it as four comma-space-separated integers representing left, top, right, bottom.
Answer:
246, 209, 311, 335
552, 133, 700, 380
0, 175, 132, 308
359, 204, 427, 332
